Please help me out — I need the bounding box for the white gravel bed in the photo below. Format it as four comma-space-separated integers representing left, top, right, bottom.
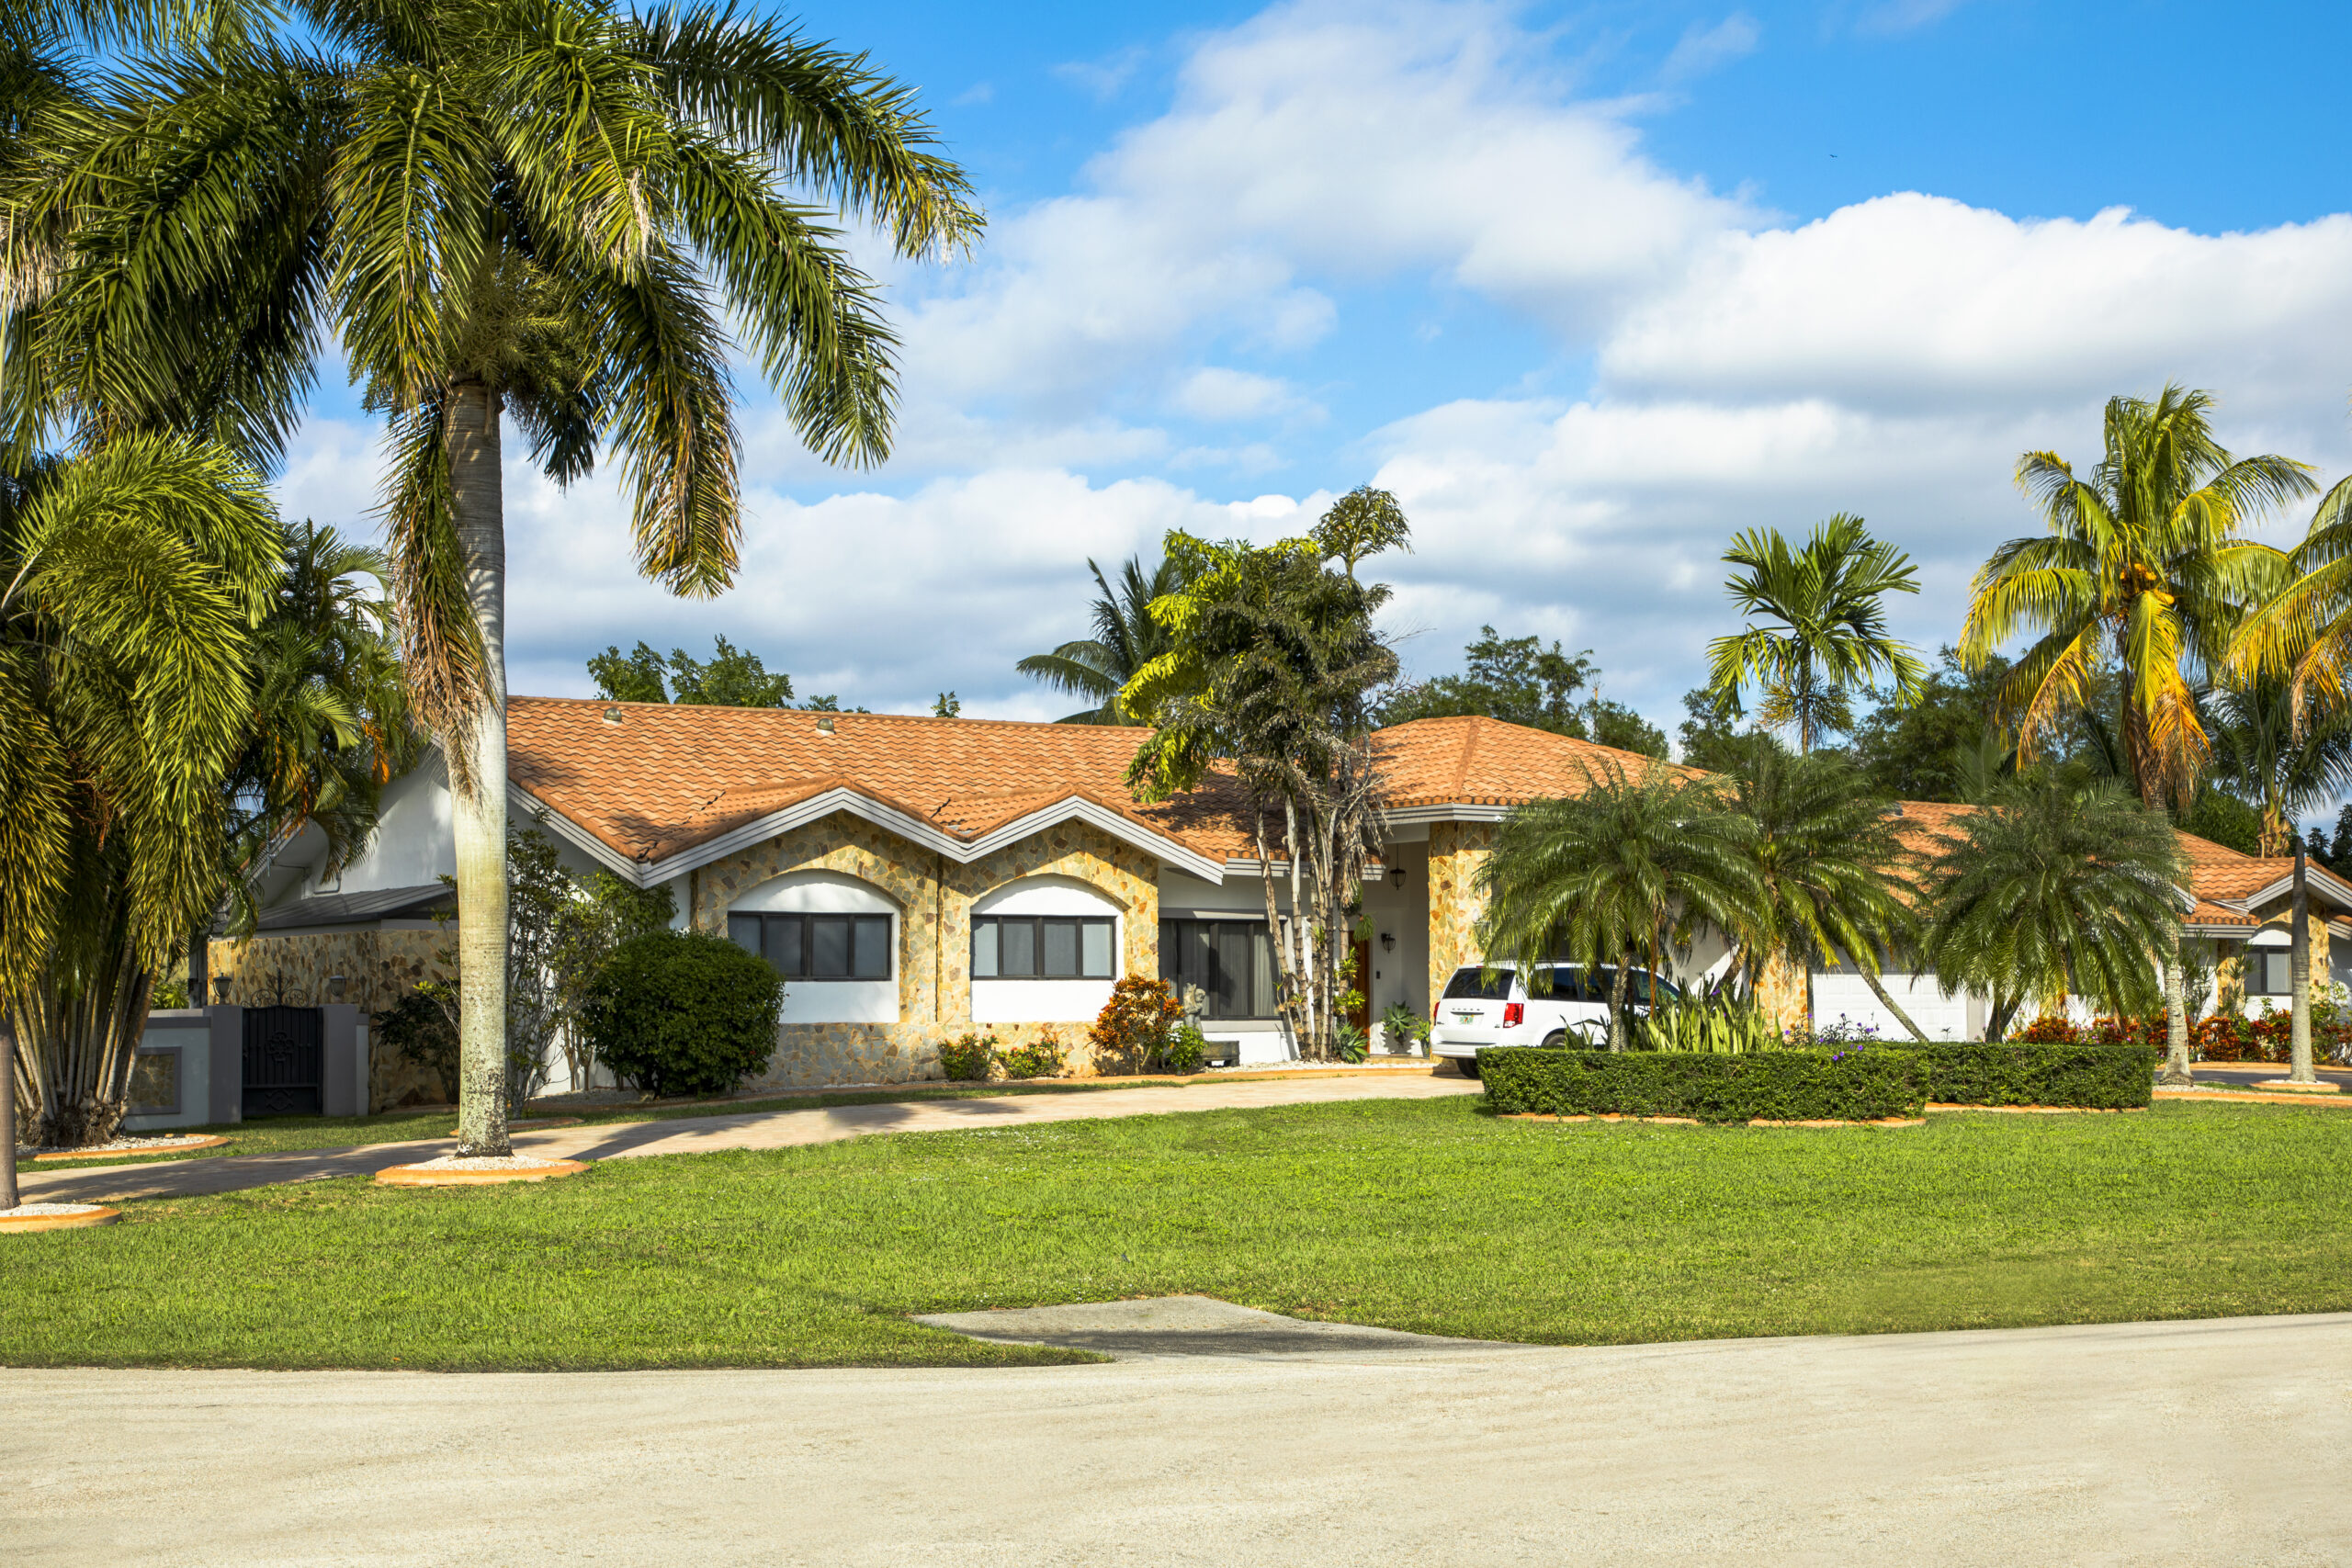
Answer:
0, 1203, 109, 1218
14, 1134, 216, 1156
405, 1153, 570, 1171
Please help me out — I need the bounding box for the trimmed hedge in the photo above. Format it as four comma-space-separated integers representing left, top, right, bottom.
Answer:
1909, 1043, 2154, 1110
1478, 1048, 1923, 1124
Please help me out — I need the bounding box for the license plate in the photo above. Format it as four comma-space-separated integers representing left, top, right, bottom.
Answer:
1453, 1011, 1478, 1022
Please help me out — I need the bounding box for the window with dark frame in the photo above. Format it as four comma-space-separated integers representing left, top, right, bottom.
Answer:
2249, 949, 2295, 996
1158, 918, 1276, 1020
728, 911, 892, 980
972, 915, 1116, 979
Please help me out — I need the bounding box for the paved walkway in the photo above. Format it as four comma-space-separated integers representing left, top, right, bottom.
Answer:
18, 1071, 1481, 1204
4, 1312, 2345, 1565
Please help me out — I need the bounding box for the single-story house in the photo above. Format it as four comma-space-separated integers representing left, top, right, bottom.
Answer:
217, 699, 2352, 1089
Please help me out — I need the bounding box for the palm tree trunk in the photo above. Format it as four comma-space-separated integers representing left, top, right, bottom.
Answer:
2290, 839, 2315, 1084
1984, 994, 2018, 1043
1, 1015, 17, 1210
449, 381, 513, 1156
1608, 958, 1631, 1053
2160, 925, 2193, 1087
1854, 963, 1931, 1043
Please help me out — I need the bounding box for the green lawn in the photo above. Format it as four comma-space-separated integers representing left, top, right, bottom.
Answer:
5, 1096, 2349, 1371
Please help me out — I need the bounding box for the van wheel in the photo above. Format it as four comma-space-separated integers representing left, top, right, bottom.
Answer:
1540, 1031, 1567, 1050
1453, 1056, 1482, 1079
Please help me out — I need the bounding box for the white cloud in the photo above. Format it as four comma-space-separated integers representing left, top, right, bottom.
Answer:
1170, 367, 1306, 422
1855, 0, 1971, 37
1661, 14, 1760, 83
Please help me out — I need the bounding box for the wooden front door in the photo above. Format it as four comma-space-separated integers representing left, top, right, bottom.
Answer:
1348, 939, 1373, 1037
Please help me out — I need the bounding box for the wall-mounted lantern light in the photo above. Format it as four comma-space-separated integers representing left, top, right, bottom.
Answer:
1379, 930, 1396, 953
1389, 865, 1407, 889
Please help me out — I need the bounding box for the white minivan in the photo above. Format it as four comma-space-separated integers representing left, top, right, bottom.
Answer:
1430, 962, 1683, 1077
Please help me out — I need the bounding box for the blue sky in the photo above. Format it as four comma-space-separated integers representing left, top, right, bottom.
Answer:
282, 0, 2352, 748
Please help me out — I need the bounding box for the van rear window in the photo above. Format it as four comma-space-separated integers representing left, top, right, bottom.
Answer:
1442, 967, 1513, 1000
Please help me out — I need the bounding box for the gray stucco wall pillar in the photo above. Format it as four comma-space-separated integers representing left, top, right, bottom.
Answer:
204, 1005, 243, 1124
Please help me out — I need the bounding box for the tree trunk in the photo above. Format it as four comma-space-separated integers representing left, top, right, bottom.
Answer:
1854, 962, 1931, 1043
1984, 995, 2018, 1044
2290, 838, 2314, 1084
1255, 810, 1306, 1064
1608, 958, 1631, 1053
188, 928, 209, 1006
1, 1013, 17, 1211
449, 381, 513, 1156
2160, 925, 2194, 1087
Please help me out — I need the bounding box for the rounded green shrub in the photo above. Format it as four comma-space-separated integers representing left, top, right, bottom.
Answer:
582, 929, 783, 1098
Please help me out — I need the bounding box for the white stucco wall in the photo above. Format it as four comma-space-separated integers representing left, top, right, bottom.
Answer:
970, 875, 1120, 1025
729, 869, 899, 1025
322, 757, 456, 895
1810, 971, 1973, 1042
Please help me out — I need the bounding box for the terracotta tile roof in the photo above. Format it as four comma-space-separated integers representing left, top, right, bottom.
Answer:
1373, 716, 1690, 807
503, 699, 1676, 871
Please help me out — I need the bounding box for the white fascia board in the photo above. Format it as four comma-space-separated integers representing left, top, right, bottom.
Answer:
609, 788, 1226, 888
1377, 803, 1513, 829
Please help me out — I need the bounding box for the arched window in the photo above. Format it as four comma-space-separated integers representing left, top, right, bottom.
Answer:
727, 870, 899, 1025
970, 875, 1121, 1024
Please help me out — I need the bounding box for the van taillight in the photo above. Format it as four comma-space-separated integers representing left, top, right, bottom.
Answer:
1503, 1002, 1524, 1027
1433, 998, 1442, 1022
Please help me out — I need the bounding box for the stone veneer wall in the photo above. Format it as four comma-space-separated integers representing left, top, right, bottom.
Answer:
208, 929, 452, 1108
691, 811, 1162, 1086
1425, 821, 1496, 1009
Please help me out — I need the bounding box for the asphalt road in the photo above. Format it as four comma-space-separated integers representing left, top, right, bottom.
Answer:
6, 1310, 2346, 1565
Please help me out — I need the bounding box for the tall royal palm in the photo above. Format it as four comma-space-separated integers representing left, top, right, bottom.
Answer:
15, 2, 979, 1154
1016, 555, 1189, 725
1706, 513, 1927, 753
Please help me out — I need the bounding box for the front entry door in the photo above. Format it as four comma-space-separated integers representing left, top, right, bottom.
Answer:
243, 1005, 323, 1117
1347, 939, 1374, 1038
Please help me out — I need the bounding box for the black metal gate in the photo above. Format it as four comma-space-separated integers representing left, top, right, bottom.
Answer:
243, 1005, 323, 1117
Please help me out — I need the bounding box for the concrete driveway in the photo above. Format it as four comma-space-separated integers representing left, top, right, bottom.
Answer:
6, 1311, 2346, 1565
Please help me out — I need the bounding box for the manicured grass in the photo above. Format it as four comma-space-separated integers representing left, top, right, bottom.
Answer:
4, 1096, 2348, 1371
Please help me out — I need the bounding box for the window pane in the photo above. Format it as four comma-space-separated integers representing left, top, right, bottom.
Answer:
1215, 924, 1250, 1018
973, 919, 999, 978
810, 916, 850, 978
1080, 919, 1114, 978
1250, 927, 1275, 1018
1159, 920, 1180, 987
770, 914, 804, 977
1001, 918, 1036, 977
1043, 919, 1080, 977
728, 914, 763, 956
854, 916, 890, 979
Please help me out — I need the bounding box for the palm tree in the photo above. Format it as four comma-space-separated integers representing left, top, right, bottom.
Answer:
1476, 761, 1758, 1051
2200, 676, 2352, 859
1922, 777, 2187, 1043
1707, 513, 1927, 753
1016, 556, 1188, 725
1964, 386, 2310, 1077
0, 435, 281, 1201
1962, 388, 2310, 807
1723, 739, 1929, 1041
13, 4, 980, 1155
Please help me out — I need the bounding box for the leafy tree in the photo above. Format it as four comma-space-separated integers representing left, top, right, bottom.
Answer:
1677, 686, 1750, 774
2176, 786, 2262, 856
14, 2, 980, 1156
1016, 555, 1190, 725
1476, 762, 1758, 1051
589, 636, 795, 708
932, 691, 960, 717
1122, 519, 1401, 1061
1707, 513, 1927, 753
1848, 647, 2014, 803
1313, 485, 1411, 580
1921, 778, 2187, 1043
0, 436, 281, 1173
2228, 463, 2352, 740
1383, 626, 1668, 757
1723, 740, 1928, 1040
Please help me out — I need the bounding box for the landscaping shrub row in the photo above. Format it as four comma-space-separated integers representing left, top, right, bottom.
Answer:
1478, 1048, 1924, 1124
1905, 1042, 2154, 1110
